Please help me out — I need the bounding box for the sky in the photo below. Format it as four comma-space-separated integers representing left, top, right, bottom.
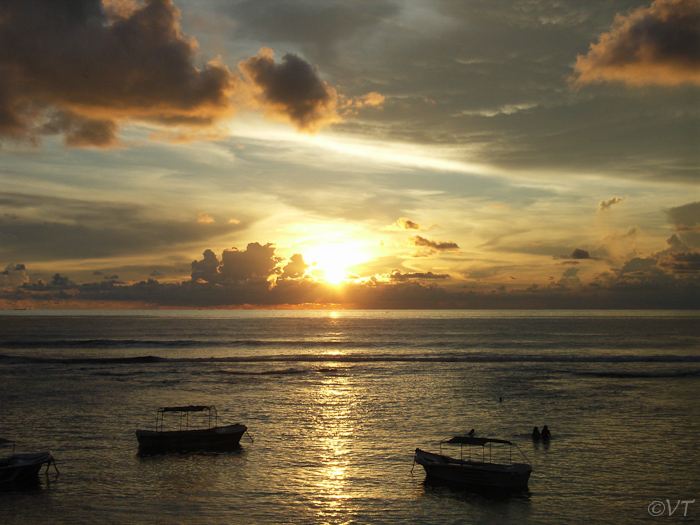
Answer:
0, 0, 699, 309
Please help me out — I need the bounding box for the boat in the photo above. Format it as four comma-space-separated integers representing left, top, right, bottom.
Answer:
135, 405, 248, 455
1, 439, 58, 488
414, 436, 532, 491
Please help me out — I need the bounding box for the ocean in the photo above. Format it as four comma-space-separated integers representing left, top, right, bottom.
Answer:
1, 310, 699, 524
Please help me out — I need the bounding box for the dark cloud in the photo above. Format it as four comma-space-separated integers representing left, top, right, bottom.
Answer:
0, 0, 237, 147
191, 249, 221, 283
569, 248, 591, 260
409, 235, 459, 252
571, 0, 700, 87
220, 243, 281, 283
281, 253, 310, 279
387, 270, 448, 281
237, 48, 341, 132
598, 196, 626, 212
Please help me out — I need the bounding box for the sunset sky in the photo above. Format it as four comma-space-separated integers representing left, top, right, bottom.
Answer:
1, 0, 699, 309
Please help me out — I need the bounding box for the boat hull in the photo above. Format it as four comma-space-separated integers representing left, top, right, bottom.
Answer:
415, 448, 531, 491
0, 452, 54, 487
135, 423, 247, 455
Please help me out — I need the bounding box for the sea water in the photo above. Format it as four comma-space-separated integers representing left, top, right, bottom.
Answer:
1, 310, 699, 524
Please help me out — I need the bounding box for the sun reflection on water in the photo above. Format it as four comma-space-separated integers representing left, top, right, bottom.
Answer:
307, 374, 357, 520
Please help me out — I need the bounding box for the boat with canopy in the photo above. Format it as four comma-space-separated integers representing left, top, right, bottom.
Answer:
135, 406, 249, 455
414, 435, 532, 491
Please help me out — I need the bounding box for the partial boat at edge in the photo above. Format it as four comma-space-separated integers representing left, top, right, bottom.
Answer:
1, 448, 58, 488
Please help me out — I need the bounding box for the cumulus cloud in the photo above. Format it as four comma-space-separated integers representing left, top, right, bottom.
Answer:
598, 196, 626, 212
191, 249, 221, 283
0, 0, 237, 147
191, 243, 283, 285
409, 235, 459, 252
570, 0, 700, 87
281, 253, 310, 279
0, 263, 28, 288
220, 243, 281, 283
237, 48, 342, 132
384, 217, 422, 231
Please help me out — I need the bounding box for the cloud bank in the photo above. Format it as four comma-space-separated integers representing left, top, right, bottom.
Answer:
3, 234, 700, 309
571, 0, 700, 87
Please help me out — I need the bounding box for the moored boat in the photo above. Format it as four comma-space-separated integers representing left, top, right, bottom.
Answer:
135, 405, 248, 455
0, 446, 58, 488
414, 436, 532, 491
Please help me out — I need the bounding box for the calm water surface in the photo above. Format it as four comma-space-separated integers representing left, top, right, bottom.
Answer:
1, 310, 699, 524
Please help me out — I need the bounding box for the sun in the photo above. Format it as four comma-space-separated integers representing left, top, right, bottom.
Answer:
305, 242, 367, 284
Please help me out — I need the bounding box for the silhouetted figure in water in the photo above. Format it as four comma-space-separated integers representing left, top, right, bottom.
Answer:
532, 426, 541, 440
499, 396, 503, 403
468, 429, 475, 436
541, 425, 551, 440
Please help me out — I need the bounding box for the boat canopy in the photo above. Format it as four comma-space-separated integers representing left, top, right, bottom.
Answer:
159, 405, 214, 413
442, 436, 512, 446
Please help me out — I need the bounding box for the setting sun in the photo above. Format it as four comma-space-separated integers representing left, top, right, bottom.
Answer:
305, 243, 368, 284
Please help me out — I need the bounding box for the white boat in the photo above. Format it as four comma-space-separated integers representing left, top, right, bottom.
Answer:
135, 405, 248, 455
414, 436, 532, 491
0, 449, 58, 487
